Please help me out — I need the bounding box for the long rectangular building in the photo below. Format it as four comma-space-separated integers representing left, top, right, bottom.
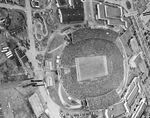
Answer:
131, 98, 147, 118
29, 93, 45, 118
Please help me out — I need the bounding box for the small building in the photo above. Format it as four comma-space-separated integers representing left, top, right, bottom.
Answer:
15, 48, 28, 63
106, 101, 126, 118
127, 84, 139, 107
45, 60, 53, 71
130, 37, 140, 54
138, 60, 149, 75
123, 77, 141, 111
96, 3, 106, 20
107, 18, 125, 26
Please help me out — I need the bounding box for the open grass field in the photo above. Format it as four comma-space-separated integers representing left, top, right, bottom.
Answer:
59, 28, 124, 110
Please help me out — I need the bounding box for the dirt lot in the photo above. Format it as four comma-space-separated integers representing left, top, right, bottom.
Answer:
0, 82, 35, 118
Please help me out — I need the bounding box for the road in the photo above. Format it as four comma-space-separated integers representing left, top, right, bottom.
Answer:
132, 16, 150, 65
115, 38, 129, 96
25, 0, 39, 71
83, 0, 95, 23
36, 71, 60, 118
24, 0, 61, 118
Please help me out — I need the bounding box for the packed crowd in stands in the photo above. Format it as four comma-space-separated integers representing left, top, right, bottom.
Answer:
72, 28, 118, 44
59, 28, 124, 110
86, 90, 120, 110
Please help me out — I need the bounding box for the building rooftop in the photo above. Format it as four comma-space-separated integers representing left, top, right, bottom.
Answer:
105, 5, 122, 19
96, 3, 126, 27
15, 48, 25, 58
107, 18, 125, 26
130, 37, 140, 53
107, 101, 126, 118
96, 3, 106, 19
28, 93, 44, 118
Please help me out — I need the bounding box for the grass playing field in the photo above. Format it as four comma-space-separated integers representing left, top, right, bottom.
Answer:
75, 56, 108, 82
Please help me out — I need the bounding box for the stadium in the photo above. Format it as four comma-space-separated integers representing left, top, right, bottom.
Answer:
59, 28, 124, 110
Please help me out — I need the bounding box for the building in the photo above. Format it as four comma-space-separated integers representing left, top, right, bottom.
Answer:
105, 5, 122, 19
14, 48, 33, 77
96, 3, 106, 20
131, 98, 147, 118
138, 59, 149, 75
95, 2, 127, 27
126, 84, 139, 107
57, 0, 84, 24
29, 93, 46, 118
15, 48, 28, 63
45, 60, 53, 71
123, 77, 144, 115
107, 18, 125, 26
105, 101, 126, 118
130, 37, 140, 54
129, 52, 142, 68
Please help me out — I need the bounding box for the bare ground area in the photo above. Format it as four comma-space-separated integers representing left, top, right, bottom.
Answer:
0, 82, 36, 118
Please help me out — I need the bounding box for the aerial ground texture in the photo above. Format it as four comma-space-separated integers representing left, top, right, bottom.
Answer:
60, 29, 124, 106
